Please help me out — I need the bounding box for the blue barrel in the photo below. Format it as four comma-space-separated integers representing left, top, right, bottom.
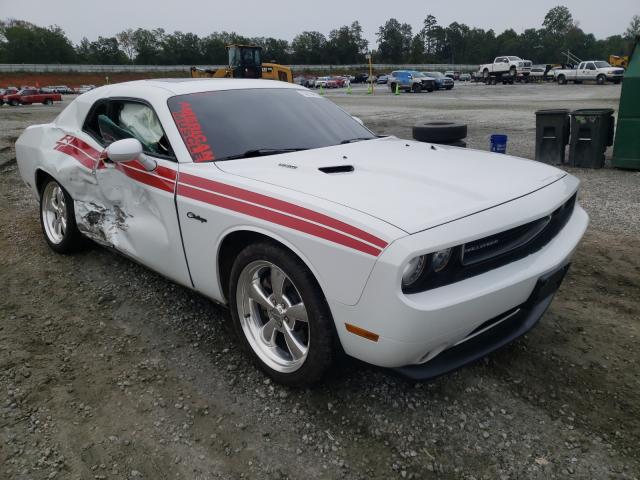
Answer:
490, 134, 508, 154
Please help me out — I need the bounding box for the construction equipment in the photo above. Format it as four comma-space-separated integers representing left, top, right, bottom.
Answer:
609, 54, 629, 69
190, 44, 292, 83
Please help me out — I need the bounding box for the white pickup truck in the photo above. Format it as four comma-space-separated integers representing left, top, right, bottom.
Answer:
554, 61, 624, 85
479, 56, 533, 82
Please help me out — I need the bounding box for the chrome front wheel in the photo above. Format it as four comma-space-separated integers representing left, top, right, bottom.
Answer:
39, 177, 84, 253
236, 260, 310, 373
42, 181, 68, 244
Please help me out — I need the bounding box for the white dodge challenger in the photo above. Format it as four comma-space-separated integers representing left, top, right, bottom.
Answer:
16, 79, 588, 385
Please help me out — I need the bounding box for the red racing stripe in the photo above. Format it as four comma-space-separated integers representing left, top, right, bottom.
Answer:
178, 172, 388, 249
117, 163, 175, 193
56, 135, 177, 192
55, 143, 97, 170
178, 183, 382, 256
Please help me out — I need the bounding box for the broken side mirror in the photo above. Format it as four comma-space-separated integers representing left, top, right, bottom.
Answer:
105, 138, 156, 171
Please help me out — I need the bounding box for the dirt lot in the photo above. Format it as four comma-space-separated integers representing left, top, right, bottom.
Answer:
1, 83, 639, 480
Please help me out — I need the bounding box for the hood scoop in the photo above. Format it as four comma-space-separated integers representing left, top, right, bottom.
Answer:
318, 165, 354, 174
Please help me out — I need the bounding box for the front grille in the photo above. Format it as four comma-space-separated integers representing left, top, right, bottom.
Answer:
403, 193, 577, 294
463, 193, 576, 267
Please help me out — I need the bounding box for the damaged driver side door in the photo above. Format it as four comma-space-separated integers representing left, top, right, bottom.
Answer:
78, 98, 192, 287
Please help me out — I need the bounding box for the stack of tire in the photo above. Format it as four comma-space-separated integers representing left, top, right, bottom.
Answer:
412, 121, 468, 147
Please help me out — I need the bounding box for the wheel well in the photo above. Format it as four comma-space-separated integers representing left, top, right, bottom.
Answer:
35, 169, 53, 196
218, 230, 309, 301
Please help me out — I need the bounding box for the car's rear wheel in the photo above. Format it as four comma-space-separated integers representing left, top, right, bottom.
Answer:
558, 75, 567, 85
229, 241, 337, 386
39, 178, 84, 253
44, 99, 53, 105
9, 99, 18, 106
597, 74, 606, 85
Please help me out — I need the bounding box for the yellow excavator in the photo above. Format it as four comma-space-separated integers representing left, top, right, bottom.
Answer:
191, 44, 293, 82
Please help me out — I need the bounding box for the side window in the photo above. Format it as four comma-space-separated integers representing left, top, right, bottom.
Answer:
587, 63, 596, 70
82, 99, 175, 160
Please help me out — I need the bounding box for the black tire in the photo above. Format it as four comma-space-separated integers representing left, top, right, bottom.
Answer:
445, 85, 453, 90
426, 87, 434, 93
412, 83, 421, 93
228, 241, 338, 386
389, 82, 397, 93
39, 177, 84, 254
558, 75, 567, 85
44, 99, 53, 105
509, 66, 517, 77
9, 99, 19, 106
596, 74, 606, 85
412, 121, 467, 143
613, 79, 621, 85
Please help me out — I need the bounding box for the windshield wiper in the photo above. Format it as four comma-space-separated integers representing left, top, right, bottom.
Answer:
216, 148, 308, 162
340, 137, 374, 144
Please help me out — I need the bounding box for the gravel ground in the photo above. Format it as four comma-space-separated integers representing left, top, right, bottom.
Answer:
1, 84, 639, 480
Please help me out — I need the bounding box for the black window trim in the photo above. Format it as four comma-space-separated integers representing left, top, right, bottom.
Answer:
82, 96, 177, 163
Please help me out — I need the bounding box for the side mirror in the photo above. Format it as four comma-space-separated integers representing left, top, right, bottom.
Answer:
105, 138, 156, 171
352, 116, 364, 126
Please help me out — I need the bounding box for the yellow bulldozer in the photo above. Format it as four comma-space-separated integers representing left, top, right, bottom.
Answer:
609, 54, 629, 69
191, 44, 293, 82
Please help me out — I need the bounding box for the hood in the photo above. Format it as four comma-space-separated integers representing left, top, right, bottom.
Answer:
216, 137, 566, 234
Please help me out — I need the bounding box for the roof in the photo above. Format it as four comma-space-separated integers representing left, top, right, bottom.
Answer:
119, 78, 301, 95
53, 78, 302, 131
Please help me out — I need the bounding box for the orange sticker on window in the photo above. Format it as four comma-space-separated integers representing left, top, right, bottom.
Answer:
172, 102, 215, 162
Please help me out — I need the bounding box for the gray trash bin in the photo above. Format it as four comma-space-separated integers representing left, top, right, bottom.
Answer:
569, 109, 615, 168
535, 109, 570, 164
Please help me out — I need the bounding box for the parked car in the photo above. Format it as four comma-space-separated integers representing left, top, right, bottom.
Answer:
315, 76, 337, 88
422, 72, 454, 90
376, 74, 388, 84
2, 88, 62, 106
15, 78, 588, 385
352, 73, 369, 84
409, 71, 435, 92
76, 84, 96, 94
479, 56, 533, 81
554, 61, 624, 85
459, 73, 471, 82
444, 71, 461, 80
331, 76, 346, 88
0, 87, 19, 105
48, 85, 75, 94
388, 70, 425, 93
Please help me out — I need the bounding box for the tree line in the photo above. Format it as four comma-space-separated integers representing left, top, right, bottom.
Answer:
1, 7, 638, 66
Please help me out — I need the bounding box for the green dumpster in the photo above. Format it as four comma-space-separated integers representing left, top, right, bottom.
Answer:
612, 38, 640, 170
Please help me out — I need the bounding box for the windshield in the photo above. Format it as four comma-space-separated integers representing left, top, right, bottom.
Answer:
168, 88, 376, 162
410, 71, 424, 77
594, 61, 611, 68
424, 72, 443, 78
507, 56, 522, 61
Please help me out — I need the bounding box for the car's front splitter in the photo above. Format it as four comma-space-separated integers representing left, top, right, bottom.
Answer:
391, 262, 570, 381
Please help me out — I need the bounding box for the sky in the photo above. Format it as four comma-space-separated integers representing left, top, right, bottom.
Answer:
1, 0, 637, 46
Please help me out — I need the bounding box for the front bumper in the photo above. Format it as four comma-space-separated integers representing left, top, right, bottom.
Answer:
393, 263, 569, 380
329, 176, 588, 369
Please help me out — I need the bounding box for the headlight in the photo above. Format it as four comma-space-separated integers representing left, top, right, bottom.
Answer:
401, 248, 457, 292
402, 255, 427, 288
431, 248, 452, 272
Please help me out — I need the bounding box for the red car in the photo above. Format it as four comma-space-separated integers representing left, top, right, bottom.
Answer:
331, 76, 346, 87
2, 88, 62, 106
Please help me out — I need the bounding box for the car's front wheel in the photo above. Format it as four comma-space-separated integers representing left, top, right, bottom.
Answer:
39, 177, 84, 253
229, 241, 337, 386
